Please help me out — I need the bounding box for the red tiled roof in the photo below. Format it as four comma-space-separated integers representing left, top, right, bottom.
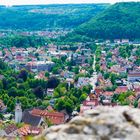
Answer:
103, 91, 114, 96
95, 88, 103, 94
83, 100, 99, 106
18, 125, 42, 136
31, 109, 65, 125
4, 124, 18, 135
115, 86, 128, 94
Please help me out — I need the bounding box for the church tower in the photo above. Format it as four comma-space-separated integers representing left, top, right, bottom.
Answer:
15, 102, 22, 123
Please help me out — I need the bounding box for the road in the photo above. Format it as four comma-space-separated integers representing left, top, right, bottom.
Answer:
90, 54, 97, 92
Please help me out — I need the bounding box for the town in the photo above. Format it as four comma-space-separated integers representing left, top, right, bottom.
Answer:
0, 2, 140, 139
0, 31, 139, 138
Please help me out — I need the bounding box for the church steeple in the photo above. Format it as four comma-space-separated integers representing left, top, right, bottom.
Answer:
15, 101, 22, 123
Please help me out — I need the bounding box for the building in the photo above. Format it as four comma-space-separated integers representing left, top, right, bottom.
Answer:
31, 109, 65, 125
115, 86, 128, 94
22, 110, 44, 127
76, 77, 90, 88
128, 72, 140, 82
26, 61, 55, 72
18, 125, 42, 136
46, 88, 54, 96
15, 103, 22, 123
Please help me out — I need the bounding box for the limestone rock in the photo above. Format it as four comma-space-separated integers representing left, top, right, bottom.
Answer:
39, 106, 140, 140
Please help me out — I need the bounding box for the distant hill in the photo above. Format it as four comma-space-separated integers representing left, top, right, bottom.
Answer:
74, 2, 140, 40
0, 4, 109, 30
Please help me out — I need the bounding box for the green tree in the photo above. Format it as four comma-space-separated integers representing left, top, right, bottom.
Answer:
33, 86, 44, 99
18, 69, 28, 81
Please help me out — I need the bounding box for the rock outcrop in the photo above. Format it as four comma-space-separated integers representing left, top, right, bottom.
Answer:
38, 106, 140, 140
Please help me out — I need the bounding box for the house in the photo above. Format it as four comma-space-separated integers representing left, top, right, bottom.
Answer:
76, 77, 90, 88
114, 39, 121, 44
31, 109, 65, 125
102, 91, 114, 100
22, 110, 44, 127
115, 86, 128, 94
80, 96, 99, 113
35, 72, 47, 80
72, 53, 87, 65
26, 61, 55, 72
101, 100, 117, 106
62, 71, 75, 79
128, 72, 140, 82
46, 88, 54, 96
121, 39, 129, 44
0, 124, 18, 137
66, 78, 74, 88
81, 49, 91, 56
95, 87, 103, 95
80, 105, 93, 113
88, 93, 99, 101
83, 100, 99, 107
18, 125, 42, 136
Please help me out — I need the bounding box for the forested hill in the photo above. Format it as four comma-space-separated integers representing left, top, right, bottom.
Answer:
0, 4, 109, 30
74, 2, 140, 40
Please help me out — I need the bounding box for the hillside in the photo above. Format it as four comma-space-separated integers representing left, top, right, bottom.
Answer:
74, 2, 140, 40
0, 4, 109, 30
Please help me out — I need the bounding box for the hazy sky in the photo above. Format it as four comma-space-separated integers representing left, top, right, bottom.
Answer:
0, 0, 140, 5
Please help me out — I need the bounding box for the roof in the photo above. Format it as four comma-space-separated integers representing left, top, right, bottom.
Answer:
83, 100, 99, 106
103, 91, 114, 96
128, 72, 140, 77
95, 88, 103, 94
4, 124, 18, 135
18, 125, 42, 136
22, 110, 42, 126
31, 109, 65, 125
115, 86, 128, 94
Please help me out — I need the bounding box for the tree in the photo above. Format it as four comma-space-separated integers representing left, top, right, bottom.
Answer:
18, 97, 29, 110
0, 113, 4, 120
52, 66, 60, 74
134, 100, 138, 108
65, 102, 73, 114
55, 99, 65, 111
34, 86, 44, 99
79, 93, 87, 102
18, 69, 28, 81
47, 77, 60, 88
135, 58, 140, 66
45, 71, 50, 78
61, 56, 67, 62
0, 59, 6, 70
104, 72, 110, 79
110, 73, 117, 85
7, 97, 15, 112
73, 66, 79, 74
95, 64, 100, 72
8, 87, 18, 97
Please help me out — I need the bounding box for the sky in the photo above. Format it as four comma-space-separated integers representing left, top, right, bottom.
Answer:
0, 0, 140, 6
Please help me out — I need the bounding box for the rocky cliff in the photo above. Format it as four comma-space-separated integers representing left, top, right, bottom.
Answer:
37, 106, 140, 140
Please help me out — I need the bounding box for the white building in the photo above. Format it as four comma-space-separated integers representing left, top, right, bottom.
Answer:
15, 103, 22, 123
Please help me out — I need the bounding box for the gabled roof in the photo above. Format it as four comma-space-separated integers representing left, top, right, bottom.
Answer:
103, 91, 114, 96
31, 109, 65, 125
22, 110, 42, 126
4, 124, 18, 135
18, 125, 42, 136
115, 86, 128, 94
